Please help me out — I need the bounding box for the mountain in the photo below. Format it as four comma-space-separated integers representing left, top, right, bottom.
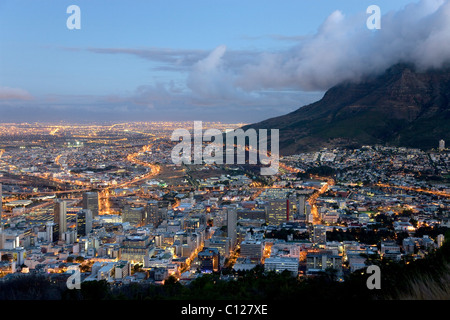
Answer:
244, 64, 450, 155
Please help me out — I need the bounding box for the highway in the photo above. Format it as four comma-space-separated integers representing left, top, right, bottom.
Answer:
1, 142, 162, 216
376, 182, 450, 198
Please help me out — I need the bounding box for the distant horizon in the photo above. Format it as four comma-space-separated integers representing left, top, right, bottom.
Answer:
0, 120, 249, 125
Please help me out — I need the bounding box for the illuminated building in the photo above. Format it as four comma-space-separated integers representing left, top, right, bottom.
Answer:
306, 203, 313, 224
198, 247, 220, 273
306, 250, 342, 276
439, 139, 445, 152
0, 183, 3, 249
146, 200, 169, 227
240, 240, 263, 263
122, 205, 146, 226
114, 261, 131, 280
82, 192, 99, 217
119, 234, 155, 266
205, 236, 230, 259
77, 209, 93, 237
264, 257, 299, 276
0, 183, 2, 230
226, 207, 237, 249
298, 195, 306, 216
437, 234, 445, 248
311, 225, 327, 246
380, 241, 401, 261
237, 209, 265, 220
183, 216, 203, 233
53, 199, 67, 242
45, 222, 54, 243
264, 198, 296, 226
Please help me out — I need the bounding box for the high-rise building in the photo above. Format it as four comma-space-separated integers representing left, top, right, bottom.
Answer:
306, 203, 313, 224
198, 247, 220, 273
311, 225, 327, 246
77, 209, 93, 237
265, 198, 296, 226
298, 195, 306, 216
145, 200, 169, 227
240, 240, 263, 263
0, 183, 2, 231
226, 207, 237, 249
119, 234, 155, 266
53, 199, 67, 241
205, 236, 231, 259
183, 215, 206, 232
237, 209, 265, 220
122, 205, 146, 226
45, 222, 54, 243
0, 183, 3, 249
437, 234, 445, 248
82, 192, 99, 217
146, 200, 159, 226
439, 139, 446, 152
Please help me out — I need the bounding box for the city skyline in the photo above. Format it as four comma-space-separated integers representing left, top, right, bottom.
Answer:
0, 121, 448, 300
0, 0, 437, 123
0, 1, 450, 303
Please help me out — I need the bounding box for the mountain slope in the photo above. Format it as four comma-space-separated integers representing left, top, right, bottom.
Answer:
244, 64, 450, 155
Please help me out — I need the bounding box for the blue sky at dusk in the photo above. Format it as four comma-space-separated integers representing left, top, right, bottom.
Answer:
0, 0, 448, 123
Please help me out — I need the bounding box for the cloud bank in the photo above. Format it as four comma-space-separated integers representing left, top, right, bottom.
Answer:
0, 86, 33, 101
3, 0, 450, 123
212, 0, 450, 94
89, 0, 450, 96
112, 0, 450, 114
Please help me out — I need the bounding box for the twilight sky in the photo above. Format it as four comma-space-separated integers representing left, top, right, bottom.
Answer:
0, 0, 449, 124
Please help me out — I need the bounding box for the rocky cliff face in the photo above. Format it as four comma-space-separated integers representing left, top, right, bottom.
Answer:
244, 64, 450, 155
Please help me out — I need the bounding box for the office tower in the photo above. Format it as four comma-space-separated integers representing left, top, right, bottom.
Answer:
145, 200, 169, 227
45, 222, 54, 243
286, 197, 297, 221
0, 183, 3, 249
226, 207, 237, 249
439, 139, 445, 152
265, 198, 296, 226
0, 183, 2, 231
298, 195, 306, 216
119, 235, 154, 266
82, 192, 99, 217
205, 236, 231, 258
306, 203, 313, 223
311, 225, 327, 246
77, 209, 93, 237
146, 200, 159, 226
437, 234, 445, 248
237, 209, 265, 220
264, 257, 299, 276
265, 199, 286, 226
184, 215, 205, 232
54, 199, 67, 241
239, 240, 263, 263
122, 205, 146, 226
198, 247, 220, 273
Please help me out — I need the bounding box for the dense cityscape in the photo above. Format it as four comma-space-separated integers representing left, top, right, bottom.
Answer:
0, 122, 449, 299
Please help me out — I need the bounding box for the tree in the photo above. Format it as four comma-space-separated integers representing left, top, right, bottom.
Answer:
1, 254, 10, 262
80, 280, 110, 300
133, 263, 143, 273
